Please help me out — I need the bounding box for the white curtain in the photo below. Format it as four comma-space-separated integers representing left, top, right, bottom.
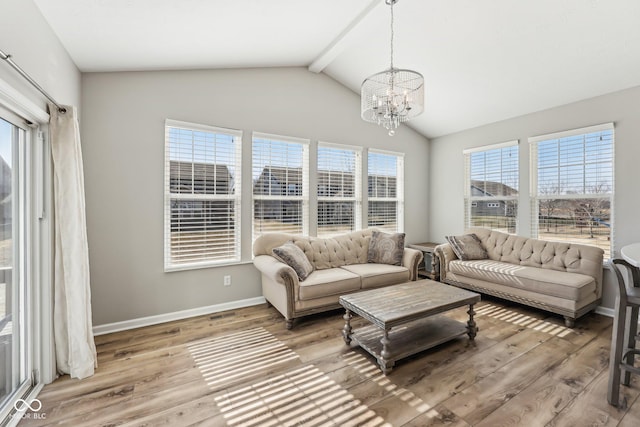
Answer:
49, 104, 97, 379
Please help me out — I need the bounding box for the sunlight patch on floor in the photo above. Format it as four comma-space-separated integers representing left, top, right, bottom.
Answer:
214, 364, 390, 427
344, 352, 438, 418
475, 304, 572, 337
187, 327, 300, 387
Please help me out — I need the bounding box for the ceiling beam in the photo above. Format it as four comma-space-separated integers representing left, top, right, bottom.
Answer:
308, 0, 382, 73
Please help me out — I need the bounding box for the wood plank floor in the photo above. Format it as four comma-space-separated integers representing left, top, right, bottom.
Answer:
18, 297, 640, 427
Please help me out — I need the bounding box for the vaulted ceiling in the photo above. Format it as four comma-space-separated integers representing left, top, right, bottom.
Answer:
34, 0, 640, 138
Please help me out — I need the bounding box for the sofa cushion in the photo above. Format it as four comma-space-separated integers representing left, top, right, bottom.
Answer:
298, 268, 361, 301
446, 233, 488, 261
444, 272, 591, 312
340, 264, 410, 289
272, 241, 314, 281
367, 231, 405, 265
449, 259, 596, 301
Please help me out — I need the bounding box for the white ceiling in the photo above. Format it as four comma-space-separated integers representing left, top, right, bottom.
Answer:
34, 0, 640, 138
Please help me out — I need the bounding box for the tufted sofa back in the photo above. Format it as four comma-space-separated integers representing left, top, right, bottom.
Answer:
466, 227, 604, 297
253, 229, 373, 270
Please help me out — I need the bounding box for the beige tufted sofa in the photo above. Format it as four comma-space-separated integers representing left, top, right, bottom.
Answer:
253, 229, 423, 329
434, 227, 604, 327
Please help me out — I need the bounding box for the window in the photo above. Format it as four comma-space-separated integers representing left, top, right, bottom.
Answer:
164, 120, 242, 270
367, 150, 404, 232
530, 123, 614, 258
0, 111, 30, 420
252, 133, 309, 240
464, 141, 519, 233
317, 143, 362, 237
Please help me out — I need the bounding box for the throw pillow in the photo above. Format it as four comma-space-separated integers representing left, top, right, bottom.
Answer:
367, 231, 405, 265
272, 241, 314, 281
445, 233, 488, 261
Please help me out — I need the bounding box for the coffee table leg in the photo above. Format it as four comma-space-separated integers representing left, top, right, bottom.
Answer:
342, 309, 352, 345
467, 303, 477, 341
379, 329, 394, 374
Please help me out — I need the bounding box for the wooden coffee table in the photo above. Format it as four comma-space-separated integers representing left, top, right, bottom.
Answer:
339, 279, 480, 374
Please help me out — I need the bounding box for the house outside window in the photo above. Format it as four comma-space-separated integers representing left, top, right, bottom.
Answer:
317, 142, 362, 237
164, 120, 242, 270
464, 141, 519, 233
530, 123, 614, 258
252, 133, 309, 240
367, 150, 404, 232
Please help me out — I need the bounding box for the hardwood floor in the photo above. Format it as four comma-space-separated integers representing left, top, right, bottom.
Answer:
19, 297, 640, 426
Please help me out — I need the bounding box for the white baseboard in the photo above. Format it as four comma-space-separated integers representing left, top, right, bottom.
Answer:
595, 305, 614, 318
594, 304, 640, 328
92, 296, 267, 336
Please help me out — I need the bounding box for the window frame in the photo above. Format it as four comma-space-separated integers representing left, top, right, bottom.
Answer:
164, 119, 242, 271
251, 132, 310, 241
316, 142, 362, 237
0, 93, 53, 419
529, 123, 614, 258
367, 149, 405, 233
463, 140, 519, 234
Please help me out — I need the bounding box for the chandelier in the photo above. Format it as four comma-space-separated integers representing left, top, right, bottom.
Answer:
361, 0, 424, 136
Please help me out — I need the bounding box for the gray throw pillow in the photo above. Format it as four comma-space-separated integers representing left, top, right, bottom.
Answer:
272, 241, 314, 281
445, 233, 488, 261
367, 231, 405, 265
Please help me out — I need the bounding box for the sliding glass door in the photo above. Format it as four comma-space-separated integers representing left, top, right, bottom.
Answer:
0, 113, 31, 421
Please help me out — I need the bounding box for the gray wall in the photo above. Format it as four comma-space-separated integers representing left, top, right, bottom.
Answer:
429, 85, 640, 309
81, 67, 429, 326
0, 0, 81, 109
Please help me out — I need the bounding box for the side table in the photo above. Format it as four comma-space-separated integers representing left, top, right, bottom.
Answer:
408, 242, 441, 280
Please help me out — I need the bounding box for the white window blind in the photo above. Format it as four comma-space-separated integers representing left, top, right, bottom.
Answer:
367, 150, 404, 232
463, 141, 519, 233
252, 132, 309, 240
317, 142, 362, 237
530, 123, 614, 258
164, 120, 242, 270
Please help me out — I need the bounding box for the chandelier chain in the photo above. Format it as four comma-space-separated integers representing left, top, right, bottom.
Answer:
390, 0, 394, 70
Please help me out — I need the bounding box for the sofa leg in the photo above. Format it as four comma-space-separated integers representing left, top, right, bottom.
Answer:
564, 316, 575, 328
285, 319, 294, 330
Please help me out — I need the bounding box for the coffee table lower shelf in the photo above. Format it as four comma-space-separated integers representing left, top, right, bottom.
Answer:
348, 315, 470, 373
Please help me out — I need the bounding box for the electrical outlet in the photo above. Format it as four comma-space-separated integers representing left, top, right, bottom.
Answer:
223, 275, 231, 286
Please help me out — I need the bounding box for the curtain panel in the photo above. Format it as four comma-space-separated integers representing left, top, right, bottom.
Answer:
49, 104, 97, 379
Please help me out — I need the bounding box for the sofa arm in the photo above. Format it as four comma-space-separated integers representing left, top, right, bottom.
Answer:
253, 255, 299, 293
434, 243, 458, 281
402, 248, 423, 281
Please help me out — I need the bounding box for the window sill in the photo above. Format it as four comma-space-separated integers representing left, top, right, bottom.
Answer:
164, 259, 254, 273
